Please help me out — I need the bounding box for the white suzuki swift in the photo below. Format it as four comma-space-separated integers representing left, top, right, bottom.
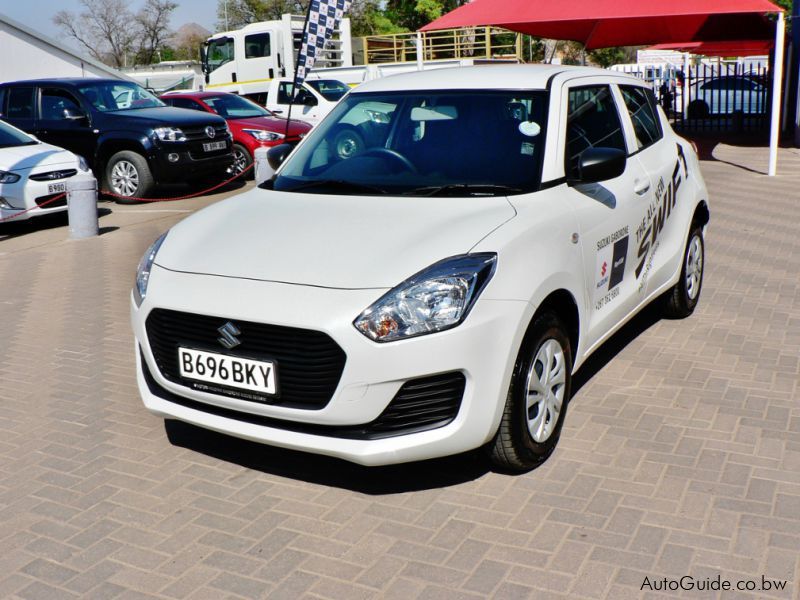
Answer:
131, 65, 709, 471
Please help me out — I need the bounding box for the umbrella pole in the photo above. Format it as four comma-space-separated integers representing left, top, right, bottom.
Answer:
768, 11, 785, 176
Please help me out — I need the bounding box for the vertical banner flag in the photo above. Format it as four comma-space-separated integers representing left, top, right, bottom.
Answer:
294, 0, 352, 88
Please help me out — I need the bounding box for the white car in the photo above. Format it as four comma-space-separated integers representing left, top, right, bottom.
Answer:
131, 65, 709, 471
0, 119, 90, 222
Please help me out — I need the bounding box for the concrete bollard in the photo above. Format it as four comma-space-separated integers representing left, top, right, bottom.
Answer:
67, 172, 99, 239
253, 147, 274, 185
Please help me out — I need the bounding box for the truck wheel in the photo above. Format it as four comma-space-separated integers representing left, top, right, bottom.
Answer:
664, 226, 704, 318
232, 143, 253, 179
105, 150, 154, 202
489, 311, 572, 472
331, 126, 364, 160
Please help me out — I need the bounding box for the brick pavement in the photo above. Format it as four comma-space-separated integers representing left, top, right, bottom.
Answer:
0, 145, 798, 599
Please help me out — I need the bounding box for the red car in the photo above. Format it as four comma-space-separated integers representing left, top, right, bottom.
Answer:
160, 91, 312, 177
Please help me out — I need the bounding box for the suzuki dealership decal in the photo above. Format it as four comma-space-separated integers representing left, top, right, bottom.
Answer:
595, 225, 629, 310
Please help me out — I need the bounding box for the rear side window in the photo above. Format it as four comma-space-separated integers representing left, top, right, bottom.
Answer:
245, 33, 271, 58
6, 87, 35, 119
620, 86, 662, 150
168, 97, 206, 111
565, 85, 626, 178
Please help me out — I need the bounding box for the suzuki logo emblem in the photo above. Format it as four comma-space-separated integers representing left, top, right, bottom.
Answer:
205, 126, 216, 138
217, 322, 241, 349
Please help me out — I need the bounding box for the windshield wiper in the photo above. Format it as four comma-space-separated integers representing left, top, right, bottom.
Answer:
284, 179, 388, 195
402, 184, 524, 197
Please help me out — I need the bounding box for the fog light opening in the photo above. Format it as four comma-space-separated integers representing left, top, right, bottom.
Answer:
167, 153, 180, 163
0, 198, 14, 209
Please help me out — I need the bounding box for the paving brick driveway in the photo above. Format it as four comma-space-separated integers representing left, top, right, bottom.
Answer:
0, 144, 798, 600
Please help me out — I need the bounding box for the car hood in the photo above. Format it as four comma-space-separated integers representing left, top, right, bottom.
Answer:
106, 106, 225, 127
0, 143, 76, 171
230, 116, 310, 137
155, 187, 516, 289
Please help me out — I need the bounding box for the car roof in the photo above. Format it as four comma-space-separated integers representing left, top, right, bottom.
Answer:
0, 78, 128, 87
353, 64, 644, 94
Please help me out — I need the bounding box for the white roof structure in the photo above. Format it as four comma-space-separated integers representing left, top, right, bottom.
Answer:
0, 12, 133, 83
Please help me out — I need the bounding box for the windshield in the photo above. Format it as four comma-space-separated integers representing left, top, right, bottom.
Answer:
77, 82, 164, 112
204, 94, 272, 119
204, 37, 234, 73
306, 80, 350, 102
0, 120, 36, 148
274, 90, 547, 196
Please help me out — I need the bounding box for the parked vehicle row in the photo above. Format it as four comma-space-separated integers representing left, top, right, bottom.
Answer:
0, 77, 330, 209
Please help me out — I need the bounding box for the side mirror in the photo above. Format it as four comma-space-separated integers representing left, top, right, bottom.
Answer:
571, 147, 626, 184
302, 94, 317, 107
267, 143, 293, 170
63, 107, 87, 122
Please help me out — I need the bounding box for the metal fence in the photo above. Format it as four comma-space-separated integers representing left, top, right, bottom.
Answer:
617, 62, 771, 133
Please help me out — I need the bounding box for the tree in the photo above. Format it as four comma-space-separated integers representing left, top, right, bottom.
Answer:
54, 0, 136, 67
135, 0, 179, 65
54, 0, 178, 67
216, 0, 307, 30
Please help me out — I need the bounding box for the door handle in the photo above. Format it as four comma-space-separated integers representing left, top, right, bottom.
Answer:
634, 179, 651, 195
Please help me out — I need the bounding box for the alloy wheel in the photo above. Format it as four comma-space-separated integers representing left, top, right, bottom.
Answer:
110, 160, 140, 196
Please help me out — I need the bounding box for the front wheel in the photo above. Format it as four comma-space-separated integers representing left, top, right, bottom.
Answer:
232, 143, 254, 179
489, 312, 572, 472
664, 226, 704, 318
105, 150, 154, 203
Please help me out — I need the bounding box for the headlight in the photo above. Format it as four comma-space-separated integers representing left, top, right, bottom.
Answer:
354, 253, 497, 343
77, 155, 91, 172
134, 232, 168, 307
244, 128, 284, 142
153, 127, 186, 142
0, 171, 21, 184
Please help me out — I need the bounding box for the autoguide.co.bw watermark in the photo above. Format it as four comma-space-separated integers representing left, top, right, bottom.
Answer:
641, 574, 789, 593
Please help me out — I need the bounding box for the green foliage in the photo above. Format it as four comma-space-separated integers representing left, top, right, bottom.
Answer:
588, 47, 628, 68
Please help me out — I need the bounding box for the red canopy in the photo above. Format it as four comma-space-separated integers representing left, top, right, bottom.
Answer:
647, 40, 773, 57
420, 0, 783, 50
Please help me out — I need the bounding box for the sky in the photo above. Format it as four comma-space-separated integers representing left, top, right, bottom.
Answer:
1, 0, 220, 44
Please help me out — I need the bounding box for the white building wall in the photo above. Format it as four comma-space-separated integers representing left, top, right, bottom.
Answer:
0, 15, 129, 83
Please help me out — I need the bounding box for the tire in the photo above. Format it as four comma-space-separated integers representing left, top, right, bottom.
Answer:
232, 143, 254, 179
687, 99, 710, 119
330, 126, 364, 160
105, 150, 154, 202
489, 311, 572, 472
664, 226, 704, 318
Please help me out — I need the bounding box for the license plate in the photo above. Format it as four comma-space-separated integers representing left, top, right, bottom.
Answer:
47, 182, 67, 194
178, 348, 277, 396
202, 141, 227, 152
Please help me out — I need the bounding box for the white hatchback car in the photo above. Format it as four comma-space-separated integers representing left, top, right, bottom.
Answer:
131, 65, 709, 471
0, 119, 90, 222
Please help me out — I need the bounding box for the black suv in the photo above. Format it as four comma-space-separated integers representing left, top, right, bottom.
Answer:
0, 78, 234, 199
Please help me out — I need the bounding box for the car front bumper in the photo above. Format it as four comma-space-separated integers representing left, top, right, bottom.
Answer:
0, 169, 75, 222
132, 266, 531, 466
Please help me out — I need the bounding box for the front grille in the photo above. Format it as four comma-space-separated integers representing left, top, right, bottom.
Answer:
141, 349, 464, 440
183, 124, 229, 141
34, 193, 68, 208
29, 169, 78, 182
146, 309, 346, 409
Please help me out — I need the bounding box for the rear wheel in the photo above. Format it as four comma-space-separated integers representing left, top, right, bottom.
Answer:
687, 100, 710, 119
105, 150, 153, 203
664, 226, 704, 318
490, 311, 572, 472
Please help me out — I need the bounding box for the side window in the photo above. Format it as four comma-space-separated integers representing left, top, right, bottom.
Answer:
6, 87, 35, 119
565, 85, 626, 178
277, 83, 293, 105
245, 33, 271, 59
40, 88, 82, 120
170, 97, 205, 111
0, 88, 6, 116
620, 85, 662, 150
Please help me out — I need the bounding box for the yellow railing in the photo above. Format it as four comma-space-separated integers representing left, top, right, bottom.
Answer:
361, 27, 523, 65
